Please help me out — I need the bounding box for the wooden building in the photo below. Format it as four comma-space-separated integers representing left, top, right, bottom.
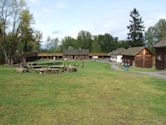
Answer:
89, 53, 109, 59
109, 48, 126, 63
63, 49, 89, 60
154, 40, 166, 70
37, 53, 63, 60
122, 47, 154, 68
24, 52, 39, 62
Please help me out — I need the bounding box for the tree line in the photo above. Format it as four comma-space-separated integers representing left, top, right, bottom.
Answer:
1, 2, 166, 65
44, 31, 129, 53
44, 8, 166, 54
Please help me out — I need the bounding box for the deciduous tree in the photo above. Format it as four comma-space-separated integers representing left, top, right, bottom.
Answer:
0, 0, 25, 64
145, 19, 166, 51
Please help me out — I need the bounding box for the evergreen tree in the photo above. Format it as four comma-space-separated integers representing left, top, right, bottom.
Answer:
127, 8, 145, 47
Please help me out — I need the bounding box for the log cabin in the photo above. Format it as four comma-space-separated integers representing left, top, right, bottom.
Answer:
154, 40, 166, 70
24, 51, 110, 61
63, 49, 89, 60
37, 53, 63, 60
122, 47, 154, 68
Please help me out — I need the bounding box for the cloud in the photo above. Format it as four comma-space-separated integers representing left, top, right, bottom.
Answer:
27, 0, 39, 4
55, 2, 66, 9
40, 2, 67, 14
52, 30, 63, 34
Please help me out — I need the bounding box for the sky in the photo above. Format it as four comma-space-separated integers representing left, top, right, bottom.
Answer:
27, 0, 166, 42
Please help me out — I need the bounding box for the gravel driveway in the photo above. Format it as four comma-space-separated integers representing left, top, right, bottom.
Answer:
111, 62, 166, 79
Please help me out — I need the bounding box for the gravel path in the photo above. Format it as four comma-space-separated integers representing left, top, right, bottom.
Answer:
138, 71, 166, 79
111, 62, 166, 79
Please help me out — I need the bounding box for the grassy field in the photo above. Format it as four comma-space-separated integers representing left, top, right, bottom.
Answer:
0, 61, 166, 125
129, 66, 157, 72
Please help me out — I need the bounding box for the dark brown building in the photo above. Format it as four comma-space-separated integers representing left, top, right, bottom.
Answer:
154, 40, 166, 70
63, 49, 89, 60
122, 47, 154, 68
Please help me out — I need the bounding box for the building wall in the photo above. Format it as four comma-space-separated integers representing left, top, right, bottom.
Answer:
122, 56, 134, 66
63, 55, 89, 60
110, 55, 122, 63
123, 49, 154, 68
155, 48, 166, 70
117, 55, 123, 63
110, 56, 116, 62
134, 49, 154, 68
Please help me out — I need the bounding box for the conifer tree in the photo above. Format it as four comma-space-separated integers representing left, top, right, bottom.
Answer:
127, 8, 145, 47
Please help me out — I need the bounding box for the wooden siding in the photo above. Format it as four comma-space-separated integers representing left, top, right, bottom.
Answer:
38, 53, 109, 60
122, 48, 154, 68
64, 55, 89, 60
122, 56, 134, 66
155, 48, 166, 70
37, 53, 63, 57
134, 49, 154, 68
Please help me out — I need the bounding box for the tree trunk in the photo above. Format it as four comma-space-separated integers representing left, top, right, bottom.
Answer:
3, 50, 9, 65
10, 58, 14, 66
3, 48, 13, 66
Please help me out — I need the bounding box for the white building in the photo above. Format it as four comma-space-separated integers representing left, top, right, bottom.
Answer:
109, 48, 126, 63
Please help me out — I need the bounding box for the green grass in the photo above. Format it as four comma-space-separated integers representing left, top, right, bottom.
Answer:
0, 61, 166, 125
129, 66, 157, 72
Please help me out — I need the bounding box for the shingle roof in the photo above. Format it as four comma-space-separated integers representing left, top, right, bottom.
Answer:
109, 48, 126, 55
63, 49, 89, 55
154, 40, 166, 48
122, 46, 145, 56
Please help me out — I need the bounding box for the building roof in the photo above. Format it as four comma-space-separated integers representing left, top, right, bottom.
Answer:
63, 49, 89, 55
109, 48, 126, 55
122, 46, 145, 56
38, 53, 63, 57
154, 40, 166, 48
90, 53, 108, 56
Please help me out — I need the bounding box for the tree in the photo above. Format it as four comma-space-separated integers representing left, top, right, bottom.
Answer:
33, 30, 43, 51
45, 36, 52, 50
145, 26, 159, 52
155, 19, 166, 39
77, 30, 93, 50
118, 40, 129, 49
18, 9, 34, 55
91, 40, 101, 52
94, 34, 118, 52
45, 36, 60, 52
145, 19, 166, 51
127, 8, 145, 47
50, 38, 59, 51
61, 36, 77, 50
0, 0, 25, 64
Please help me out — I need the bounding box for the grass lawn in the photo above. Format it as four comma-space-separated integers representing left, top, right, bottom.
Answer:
129, 66, 157, 72
0, 61, 166, 125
